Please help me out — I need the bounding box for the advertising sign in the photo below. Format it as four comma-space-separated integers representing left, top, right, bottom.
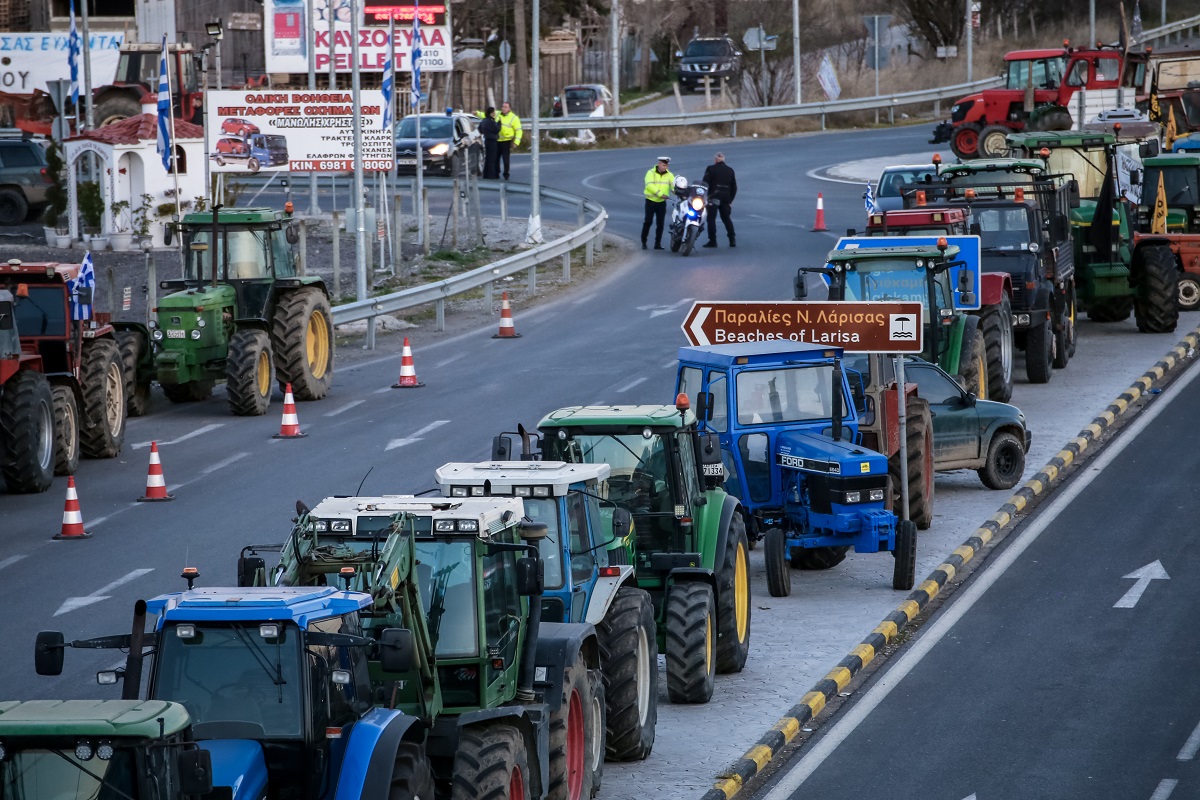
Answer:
681, 301, 924, 353
0, 31, 124, 94
263, 0, 450, 73
834, 235, 983, 311
205, 90, 393, 173
817, 53, 840, 101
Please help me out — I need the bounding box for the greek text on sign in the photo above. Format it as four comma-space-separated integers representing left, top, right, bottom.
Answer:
681, 301, 924, 353
0, 32, 124, 94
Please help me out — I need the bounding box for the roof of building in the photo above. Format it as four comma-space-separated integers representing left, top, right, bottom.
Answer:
69, 113, 204, 146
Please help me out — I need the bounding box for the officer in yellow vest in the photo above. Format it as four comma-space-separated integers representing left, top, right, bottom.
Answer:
496, 101, 523, 180
642, 156, 675, 250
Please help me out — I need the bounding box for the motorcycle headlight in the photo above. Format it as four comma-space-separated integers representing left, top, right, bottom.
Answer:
690, 197, 704, 211
428, 143, 450, 156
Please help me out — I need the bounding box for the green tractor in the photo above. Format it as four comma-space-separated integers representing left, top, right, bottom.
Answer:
0, 700, 213, 800
1133, 153, 1200, 311
1007, 130, 1178, 333
124, 206, 334, 415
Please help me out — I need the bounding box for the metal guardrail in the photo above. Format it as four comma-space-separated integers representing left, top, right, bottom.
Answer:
330, 178, 607, 331
1134, 12, 1200, 44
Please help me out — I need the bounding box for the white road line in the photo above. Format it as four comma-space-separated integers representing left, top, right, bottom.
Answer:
762, 364, 1200, 800
616, 377, 648, 393
0, 555, 26, 572
386, 420, 451, 451
804, 165, 867, 186
436, 352, 467, 368
55, 569, 154, 616
373, 386, 393, 394
582, 172, 616, 192
324, 400, 365, 417
132, 423, 225, 450
662, 358, 677, 370
1150, 779, 1178, 800
571, 293, 596, 305
1178, 721, 1200, 761
200, 452, 251, 475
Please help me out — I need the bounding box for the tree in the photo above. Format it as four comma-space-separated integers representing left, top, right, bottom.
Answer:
900, 0, 965, 53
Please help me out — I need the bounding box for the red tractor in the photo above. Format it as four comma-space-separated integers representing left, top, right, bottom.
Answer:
0, 287, 55, 493
930, 44, 1141, 160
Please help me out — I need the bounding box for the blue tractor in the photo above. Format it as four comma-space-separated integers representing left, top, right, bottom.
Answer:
676, 340, 917, 596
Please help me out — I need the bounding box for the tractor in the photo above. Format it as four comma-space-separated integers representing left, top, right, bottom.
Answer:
1007, 130, 1179, 333
0, 288, 55, 493
1133, 152, 1200, 310
0, 261, 128, 482
122, 206, 334, 415
0, 700, 214, 800
674, 340, 917, 597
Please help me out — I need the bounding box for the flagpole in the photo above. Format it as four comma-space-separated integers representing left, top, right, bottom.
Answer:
162, 38, 183, 252
389, 13, 398, 264
413, 0, 424, 250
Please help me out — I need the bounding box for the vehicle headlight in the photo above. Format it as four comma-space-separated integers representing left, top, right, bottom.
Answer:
152, 329, 164, 341
197, 318, 206, 327
313, 520, 328, 532
844, 491, 861, 503
457, 519, 479, 532
428, 143, 450, 156
690, 197, 704, 210
96, 742, 114, 761
75, 743, 94, 761
330, 520, 351, 532
450, 486, 468, 497
435, 520, 455, 532
190, 329, 201, 340
869, 489, 885, 502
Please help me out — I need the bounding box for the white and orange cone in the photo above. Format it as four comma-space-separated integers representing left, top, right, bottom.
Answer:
54, 476, 91, 540
137, 441, 174, 501
812, 192, 828, 232
492, 291, 521, 339
273, 383, 307, 439
391, 337, 425, 388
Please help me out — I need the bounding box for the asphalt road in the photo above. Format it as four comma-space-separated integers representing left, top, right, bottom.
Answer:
754, 362, 1200, 800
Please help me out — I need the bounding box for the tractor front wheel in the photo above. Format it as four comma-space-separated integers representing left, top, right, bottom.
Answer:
548, 651, 599, 800
1024, 315, 1053, 384
888, 397, 934, 530
386, 741, 435, 800
664, 581, 716, 704
95, 94, 141, 126
892, 519, 917, 591
273, 288, 334, 400
79, 339, 126, 459
0, 370, 55, 493
764, 528, 791, 598
1179, 273, 1200, 311
51, 385, 80, 476
117, 331, 152, 417
957, 316, 987, 399
951, 124, 981, 159
596, 586, 657, 761
979, 296, 1014, 402
977, 125, 1011, 158
450, 723, 531, 800
1134, 245, 1180, 333
1053, 286, 1075, 369
715, 513, 751, 674
226, 329, 274, 416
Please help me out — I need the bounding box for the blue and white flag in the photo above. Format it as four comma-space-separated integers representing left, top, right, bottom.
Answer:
410, 10, 422, 109
864, 182, 878, 213
68, 0, 81, 112
68, 251, 95, 321
156, 35, 172, 172
381, 38, 394, 130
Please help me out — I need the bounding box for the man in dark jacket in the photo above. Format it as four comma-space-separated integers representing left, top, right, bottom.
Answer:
478, 107, 501, 179
702, 152, 737, 248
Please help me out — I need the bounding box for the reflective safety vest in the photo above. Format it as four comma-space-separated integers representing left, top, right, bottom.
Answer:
498, 111, 522, 145
644, 167, 675, 202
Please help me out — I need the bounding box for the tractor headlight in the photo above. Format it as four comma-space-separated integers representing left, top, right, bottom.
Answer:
449, 486, 469, 497
457, 519, 479, 532
330, 520, 351, 532
75, 742, 94, 761
152, 329, 164, 341
190, 329, 201, 340
869, 489, 885, 501
313, 520, 329, 532
96, 742, 114, 761
435, 520, 456, 532
514, 486, 531, 497
197, 318, 206, 327
147, 319, 157, 329
844, 491, 861, 503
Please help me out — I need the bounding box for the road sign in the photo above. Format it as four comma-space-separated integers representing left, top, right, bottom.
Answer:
681, 301, 924, 353
499, 40, 511, 64
834, 235, 983, 311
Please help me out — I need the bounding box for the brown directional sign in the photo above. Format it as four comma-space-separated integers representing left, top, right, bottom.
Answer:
681, 301, 924, 353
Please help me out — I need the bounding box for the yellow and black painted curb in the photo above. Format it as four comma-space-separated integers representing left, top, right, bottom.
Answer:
699, 329, 1200, 800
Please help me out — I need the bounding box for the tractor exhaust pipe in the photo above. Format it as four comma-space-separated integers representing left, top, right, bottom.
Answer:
121, 600, 148, 700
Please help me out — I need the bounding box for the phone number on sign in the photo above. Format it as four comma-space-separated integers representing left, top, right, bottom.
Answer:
288, 159, 395, 171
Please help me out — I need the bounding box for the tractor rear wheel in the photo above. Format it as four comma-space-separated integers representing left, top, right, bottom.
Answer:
548, 651, 598, 800
387, 741, 435, 800
162, 381, 213, 403
586, 670, 605, 794
1134, 245, 1180, 333
51, 385, 80, 476
1035, 107, 1073, 131
95, 94, 141, 126
979, 296, 1014, 402
957, 316, 987, 399
272, 288, 334, 400
950, 124, 981, 160
891, 519, 917, 591
715, 513, 751, 674
791, 545, 849, 570
888, 397, 934, 531
1024, 316, 1053, 384
79, 338, 126, 459
978, 430, 1026, 490
226, 328, 274, 416
1087, 296, 1133, 322
664, 581, 716, 704
596, 586, 657, 761
763, 528, 791, 598
1053, 287, 1075, 369
451, 723, 531, 800
0, 370, 55, 493
977, 125, 1011, 158
117, 330, 152, 417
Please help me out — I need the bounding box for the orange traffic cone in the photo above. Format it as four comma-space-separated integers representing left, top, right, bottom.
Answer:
137, 441, 174, 502
54, 476, 91, 540
273, 383, 307, 439
492, 291, 521, 339
812, 192, 828, 232
391, 337, 425, 388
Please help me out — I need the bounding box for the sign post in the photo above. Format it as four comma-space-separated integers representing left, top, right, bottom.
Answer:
680, 300, 923, 352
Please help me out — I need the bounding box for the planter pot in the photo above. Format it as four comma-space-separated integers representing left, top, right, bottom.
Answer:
109, 232, 134, 252
89, 236, 108, 251
43, 226, 55, 247
55, 234, 72, 248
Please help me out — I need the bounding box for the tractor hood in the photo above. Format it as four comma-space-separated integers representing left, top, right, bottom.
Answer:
199, 740, 269, 800
157, 283, 236, 311
775, 430, 888, 477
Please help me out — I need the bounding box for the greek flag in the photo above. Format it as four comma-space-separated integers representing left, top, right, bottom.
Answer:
156, 35, 172, 172
410, 10, 422, 109
68, 0, 80, 111
381, 42, 394, 129
864, 182, 878, 213
68, 251, 95, 321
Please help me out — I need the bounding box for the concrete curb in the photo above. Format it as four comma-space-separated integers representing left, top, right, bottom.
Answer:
699, 328, 1200, 800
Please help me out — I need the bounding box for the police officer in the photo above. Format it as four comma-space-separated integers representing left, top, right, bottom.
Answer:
496, 101, 523, 180
702, 152, 737, 248
642, 156, 674, 250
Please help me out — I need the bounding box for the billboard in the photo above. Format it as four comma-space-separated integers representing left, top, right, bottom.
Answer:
205, 90, 393, 173
263, 0, 451, 74
0, 31, 125, 95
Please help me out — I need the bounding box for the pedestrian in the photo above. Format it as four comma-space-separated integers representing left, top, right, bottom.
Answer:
478, 107, 500, 179
702, 152, 737, 248
496, 101, 523, 180
642, 156, 675, 250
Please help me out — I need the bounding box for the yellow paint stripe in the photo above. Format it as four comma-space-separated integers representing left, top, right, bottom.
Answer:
937, 562, 958, 582
1136, 376, 1152, 389
714, 777, 741, 798
1101, 410, 1117, 425
992, 511, 1012, 527
979, 528, 995, 546
1026, 478, 1044, 494
1043, 463, 1059, 482
826, 666, 853, 691
1059, 450, 1074, 467
898, 599, 921, 621
746, 745, 773, 771
919, 579, 941, 600
1086, 423, 1103, 437
802, 691, 827, 716
1010, 494, 1027, 512
874, 620, 899, 641
850, 644, 876, 667
773, 716, 801, 743
953, 545, 976, 562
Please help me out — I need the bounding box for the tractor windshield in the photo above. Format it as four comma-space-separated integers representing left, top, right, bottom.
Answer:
1040, 146, 1108, 198
413, 539, 478, 658
841, 258, 948, 314
0, 744, 141, 800
12, 286, 67, 337
521, 497, 565, 590
1141, 166, 1199, 208
735, 366, 837, 425
555, 433, 673, 517
184, 226, 273, 281
974, 206, 1036, 250
1005, 56, 1065, 90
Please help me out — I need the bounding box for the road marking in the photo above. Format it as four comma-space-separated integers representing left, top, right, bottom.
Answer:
761, 363, 1200, 800
637, 298, 694, 318
1113, 560, 1170, 608
324, 400, 365, 417
662, 358, 677, 370
616, 377, 648, 393
582, 172, 616, 192
132, 424, 225, 450
805, 165, 868, 186
571, 293, 596, 305
1150, 779, 1177, 800
0, 555, 26, 572
436, 352, 467, 368
386, 420, 451, 451
55, 569, 154, 616
200, 452, 251, 475
1178, 721, 1200, 761
373, 386, 393, 394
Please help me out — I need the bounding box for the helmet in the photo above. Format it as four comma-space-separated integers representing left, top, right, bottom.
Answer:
674, 176, 689, 191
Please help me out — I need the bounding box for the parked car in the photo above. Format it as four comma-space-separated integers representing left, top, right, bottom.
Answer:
394, 112, 482, 176
0, 133, 50, 225
872, 164, 937, 211
676, 35, 743, 93
552, 84, 613, 117
220, 117, 260, 137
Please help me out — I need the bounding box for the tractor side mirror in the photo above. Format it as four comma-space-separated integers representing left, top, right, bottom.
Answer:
35, 630, 65, 676
609, 507, 631, 540
491, 434, 513, 461
794, 270, 808, 299
1067, 179, 1081, 207
694, 391, 714, 422
237, 555, 265, 587
177, 749, 213, 797
1140, 140, 1161, 158
1129, 168, 1141, 185
516, 556, 545, 596
377, 628, 418, 672
957, 269, 976, 307
163, 223, 174, 246
697, 433, 724, 484
286, 224, 300, 244
74, 285, 93, 306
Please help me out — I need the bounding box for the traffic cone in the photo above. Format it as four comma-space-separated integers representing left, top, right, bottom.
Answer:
137, 441, 174, 502
812, 193, 828, 232
273, 383, 307, 439
391, 337, 425, 388
54, 476, 91, 540
492, 292, 521, 339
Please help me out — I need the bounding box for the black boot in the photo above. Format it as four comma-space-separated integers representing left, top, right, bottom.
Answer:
642, 240, 648, 250
703, 240, 717, 248
729, 236, 736, 248
654, 242, 664, 250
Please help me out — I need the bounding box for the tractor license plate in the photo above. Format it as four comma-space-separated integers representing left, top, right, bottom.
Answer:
167, 329, 185, 339
398, 159, 418, 166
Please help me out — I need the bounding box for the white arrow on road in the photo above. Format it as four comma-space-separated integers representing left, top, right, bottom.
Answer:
637, 298, 694, 319
55, 569, 154, 616
386, 420, 451, 451
1114, 560, 1170, 608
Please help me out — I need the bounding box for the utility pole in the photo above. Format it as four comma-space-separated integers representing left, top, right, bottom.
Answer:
1089, 0, 1096, 48
792, 0, 801, 104
872, 16, 880, 124
527, 0, 542, 244
759, 22, 767, 105
965, 0, 973, 83
80, 0, 94, 131
351, 0, 368, 313
307, 0, 320, 215
444, 0, 454, 108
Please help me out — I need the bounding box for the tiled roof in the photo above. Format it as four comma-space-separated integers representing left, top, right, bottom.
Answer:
70, 114, 204, 146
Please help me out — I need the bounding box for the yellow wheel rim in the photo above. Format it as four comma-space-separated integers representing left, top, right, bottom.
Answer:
306, 310, 330, 379
734, 543, 749, 643
976, 352, 987, 396
705, 612, 713, 675
256, 350, 271, 396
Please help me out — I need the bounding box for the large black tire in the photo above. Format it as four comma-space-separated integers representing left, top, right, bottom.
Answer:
763, 528, 791, 598
664, 581, 716, 705
1066, 285, 1078, 358
51, 385, 80, 476
162, 381, 213, 403
887, 397, 935, 531
978, 430, 1026, 490
272, 288, 334, 401
977, 125, 1011, 158
596, 587, 657, 761
548, 651, 598, 800
669, 225, 683, 252
1134, 245, 1180, 333
1178, 273, 1200, 311
791, 545, 850, 570
95, 94, 142, 126
451, 723, 531, 800
1024, 315, 1053, 384
226, 328, 274, 417
1087, 296, 1133, 322
387, 741, 436, 800
957, 316, 987, 399
950, 124, 981, 160
0, 370, 55, 493
586, 670, 605, 796
891, 519, 917, 591
979, 297, 1013, 403
1053, 287, 1075, 369
0, 188, 28, 226
681, 226, 698, 256
715, 513, 751, 674
116, 330, 151, 417
79, 338, 126, 459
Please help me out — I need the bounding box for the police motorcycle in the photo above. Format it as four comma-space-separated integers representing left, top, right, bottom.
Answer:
669, 176, 709, 256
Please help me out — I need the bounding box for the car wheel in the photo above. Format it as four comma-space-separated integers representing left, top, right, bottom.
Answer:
248, 157, 261, 173
0, 188, 28, 225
